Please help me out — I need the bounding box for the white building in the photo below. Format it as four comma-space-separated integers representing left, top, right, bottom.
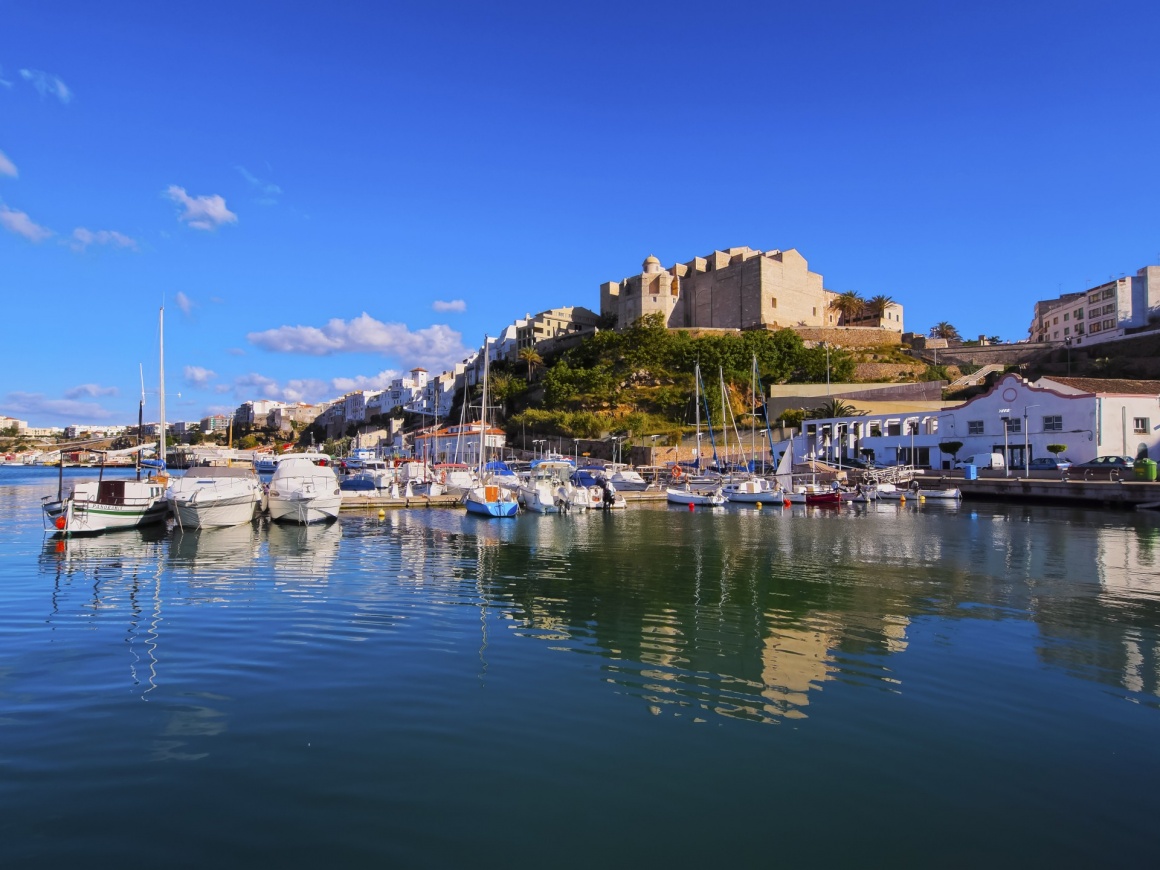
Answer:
411, 422, 507, 466
795, 373, 1160, 470
1031, 266, 1160, 346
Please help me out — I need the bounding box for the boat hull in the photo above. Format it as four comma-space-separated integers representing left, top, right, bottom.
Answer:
464, 486, 520, 517
666, 487, 726, 506
268, 493, 341, 524
43, 495, 169, 535
170, 492, 260, 529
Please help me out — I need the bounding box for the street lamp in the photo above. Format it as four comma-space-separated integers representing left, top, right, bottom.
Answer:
573, 438, 579, 466
1065, 336, 1073, 376
999, 408, 1011, 477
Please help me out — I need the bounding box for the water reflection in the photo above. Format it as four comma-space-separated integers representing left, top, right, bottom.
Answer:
27, 501, 1160, 728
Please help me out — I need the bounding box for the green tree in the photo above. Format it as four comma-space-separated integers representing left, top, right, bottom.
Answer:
866, 294, 895, 320
940, 440, 964, 461
829, 290, 865, 324
518, 346, 543, 381
779, 408, 805, 428
929, 321, 962, 341
806, 398, 864, 419
1046, 444, 1068, 456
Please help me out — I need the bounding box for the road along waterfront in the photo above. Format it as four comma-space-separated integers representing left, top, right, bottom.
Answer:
2, 465, 1160, 865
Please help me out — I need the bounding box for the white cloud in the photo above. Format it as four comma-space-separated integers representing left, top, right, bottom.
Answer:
246, 313, 469, 370
175, 291, 194, 315
164, 185, 238, 231
70, 227, 137, 252
0, 205, 52, 242
183, 365, 216, 388
0, 150, 16, 178
3, 391, 115, 422
19, 68, 71, 104
235, 165, 281, 204
232, 373, 332, 404
63, 383, 119, 400
226, 347, 246, 356
331, 369, 401, 393
0, 66, 12, 89
432, 299, 466, 313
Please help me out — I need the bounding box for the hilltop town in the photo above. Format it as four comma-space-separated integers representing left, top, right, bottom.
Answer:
5, 245, 1160, 465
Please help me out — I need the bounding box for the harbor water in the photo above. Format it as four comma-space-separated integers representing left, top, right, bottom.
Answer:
2, 465, 1159, 865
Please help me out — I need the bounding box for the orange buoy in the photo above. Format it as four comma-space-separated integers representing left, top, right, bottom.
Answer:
688, 502, 695, 510
55, 516, 66, 530
783, 498, 791, 507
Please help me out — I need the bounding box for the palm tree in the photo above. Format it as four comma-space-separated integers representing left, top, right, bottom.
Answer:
518, 346, 543, 381
929, 321, 962, 341
866, 294, 895, 322
829, 290, 864, 324
806, 398, 865, 419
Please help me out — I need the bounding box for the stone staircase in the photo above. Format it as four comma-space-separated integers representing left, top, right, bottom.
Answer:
946, 364, 1005, 391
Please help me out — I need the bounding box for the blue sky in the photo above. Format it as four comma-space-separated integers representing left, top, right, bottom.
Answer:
3, 0, 1159, 427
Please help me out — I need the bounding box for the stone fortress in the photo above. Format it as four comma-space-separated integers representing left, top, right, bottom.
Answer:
600, 246, 904, 334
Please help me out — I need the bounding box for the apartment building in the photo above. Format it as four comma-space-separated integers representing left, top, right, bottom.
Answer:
1031, 266, 1160, 345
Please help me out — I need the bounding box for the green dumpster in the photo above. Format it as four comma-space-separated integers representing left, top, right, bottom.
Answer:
1134, 458, 1157, 481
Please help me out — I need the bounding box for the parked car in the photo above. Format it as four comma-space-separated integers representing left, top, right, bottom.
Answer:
1027, 457, 1072, 471
1070, 455, 1135, 470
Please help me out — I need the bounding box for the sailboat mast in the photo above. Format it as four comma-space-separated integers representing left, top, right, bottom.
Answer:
478, 337, 489, 477
158, 306, 166, 474
719, 366, 728, 470
751, 355, 757, 473
694, 361, 701, 471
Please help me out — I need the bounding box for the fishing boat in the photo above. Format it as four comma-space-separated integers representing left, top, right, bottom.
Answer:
464, 339, 520, 518
267, 453, 342, 523
43, 475, 170, 535
42, 307, 172, 536
253, 452, 280, 475
167, 465, 262, 529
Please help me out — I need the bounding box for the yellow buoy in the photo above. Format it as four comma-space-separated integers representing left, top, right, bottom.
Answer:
377, 509, 386, 519
755, 502, 762, 509
919, 495, 926, 503
899, 494, 906, 503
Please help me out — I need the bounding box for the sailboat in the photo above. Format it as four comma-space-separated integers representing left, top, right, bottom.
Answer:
43, 307, 171, 535
464, 338, 520, 518
667, 362, 725, 506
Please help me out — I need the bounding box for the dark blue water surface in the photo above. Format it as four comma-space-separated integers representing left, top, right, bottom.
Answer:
2, 465, 1159, 866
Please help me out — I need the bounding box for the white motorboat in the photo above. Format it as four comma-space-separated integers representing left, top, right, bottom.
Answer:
167, 465, 262, 529
607, 465, 651, 491
519, 459, 574, 513
267, 454, 342, 523
876, 481, 962, 501
666, 484, 726, 506
723, 477, 780, 504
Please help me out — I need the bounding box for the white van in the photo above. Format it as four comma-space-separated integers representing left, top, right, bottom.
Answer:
955, 452, 1005, 469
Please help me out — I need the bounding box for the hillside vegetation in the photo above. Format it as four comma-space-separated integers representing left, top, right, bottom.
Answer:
498, 314, 859, 440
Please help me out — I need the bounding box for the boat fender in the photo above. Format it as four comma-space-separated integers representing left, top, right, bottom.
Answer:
439, 471, 446, 484
55, 516, 66, 530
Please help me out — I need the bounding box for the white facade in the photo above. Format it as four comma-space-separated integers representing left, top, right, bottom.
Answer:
794, 374, 1160, 469
1031, 266, 1160, 346
412, 423, 507, 466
